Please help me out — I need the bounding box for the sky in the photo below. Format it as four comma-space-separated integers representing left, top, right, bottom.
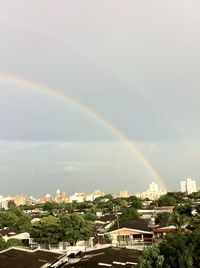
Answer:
0, 1, 200, 196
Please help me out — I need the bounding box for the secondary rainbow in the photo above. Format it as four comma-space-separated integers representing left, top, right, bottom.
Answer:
0, 73, 167, 190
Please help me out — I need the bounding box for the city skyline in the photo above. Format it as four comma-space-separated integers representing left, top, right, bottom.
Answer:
0, 179, 198, 199
0, 1, 200, 195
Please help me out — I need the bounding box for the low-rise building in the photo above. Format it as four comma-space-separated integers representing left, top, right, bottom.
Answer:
69, 192, 87, 203
38, 194, 52, 203
105, 219, 153, 247
92, 190, 104, 200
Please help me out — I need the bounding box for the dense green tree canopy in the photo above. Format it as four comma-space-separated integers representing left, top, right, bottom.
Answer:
0, 208, 31, 232
119, 207, 140, 222
137, 230, 200, 268
7, 200, 17, 209
188, 191, 200, 200
160, 231, 200, 268
0, 211, 18, 230
93, 195, 142, 214
137, 245, 164, 268
168, 212, 189, 233
60, 213, 94, 245
83, 212, 98, 222
174, 203, 192, 216
155, 212, 170, 224
128, 196, 142, 209
0, 237, 23, 251
30, 213, 94, 247
158, 192, 185, 207
30, 216, 62, 248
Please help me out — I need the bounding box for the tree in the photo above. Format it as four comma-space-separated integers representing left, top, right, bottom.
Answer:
83, 212, 98, 221
0, 208, 31, 232
188, 191, 200, 200
30, 213, 94, 248
15, 213, 31, 232
158, 192, 185, 207
42, 202, 59, 215
137, 230, 200, 268
76, 201, 94, 210
30, 216, 62, 249
168, 212, 189, 233
174, 203, 192, 217
128, 196, 142, 209
60, 213, 94, 246
0, 237, 8, 251
119, 207, 139, 222
137, 245, 164, 268
159, 231, 200, 268
155, 212, 170, 224
0, 211, 18, 230
7, 200, 17, 209
93, 194, 113, 203
189, 216, 200, 231
6, 239, 23, 248
158, 196, 177, 207
0, 237, 23, 251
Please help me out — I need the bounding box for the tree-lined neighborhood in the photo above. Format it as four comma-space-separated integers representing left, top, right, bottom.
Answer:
0, 191, 199, 267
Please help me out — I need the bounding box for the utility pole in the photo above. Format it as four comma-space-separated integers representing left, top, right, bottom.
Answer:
115, 206, 120, 247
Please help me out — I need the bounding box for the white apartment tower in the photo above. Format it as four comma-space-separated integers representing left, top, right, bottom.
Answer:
180, 181, 186, 193
149, 182, 159, 192
136, 181, 166, 200
180, 178, 197, 195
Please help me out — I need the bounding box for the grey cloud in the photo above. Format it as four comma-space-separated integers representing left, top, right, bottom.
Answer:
0, 1, 200, 195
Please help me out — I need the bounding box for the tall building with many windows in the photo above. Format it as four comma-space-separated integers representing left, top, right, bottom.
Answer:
180, 178, 197, 195
136, 182, 166, 200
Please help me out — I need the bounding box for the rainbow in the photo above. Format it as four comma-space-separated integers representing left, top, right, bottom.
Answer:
0, 73, 167, 190
0, 17, 179, 140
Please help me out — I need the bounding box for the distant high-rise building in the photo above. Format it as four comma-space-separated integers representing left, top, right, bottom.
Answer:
69, 192, 87, 203
92, 190, 104, 200
136, 181, 166, 200
25, 196, 35, 206
180, 181, 186, 193
119, 190, 129, 198
39, 194, 52, 203
180, 178, 197, 195
14, 194, 26, 206
55, 189, 68, 203
149, 182, 159, 192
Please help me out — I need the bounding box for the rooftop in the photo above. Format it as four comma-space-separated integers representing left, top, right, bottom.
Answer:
66, 247, 142, 268
108, 219, 152, 233
0, 248, 63, 268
